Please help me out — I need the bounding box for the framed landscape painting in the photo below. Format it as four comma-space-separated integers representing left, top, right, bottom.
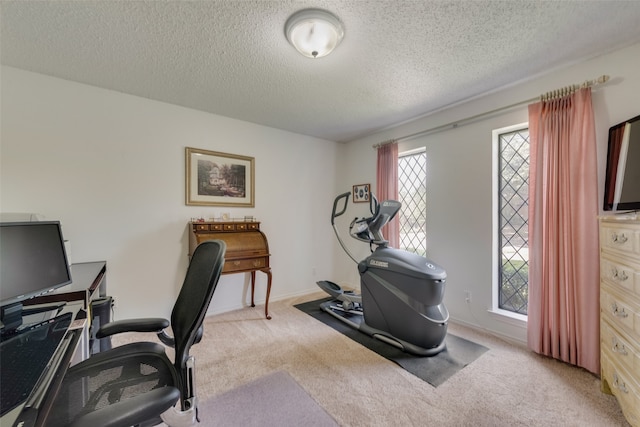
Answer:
185, 147, 255, 207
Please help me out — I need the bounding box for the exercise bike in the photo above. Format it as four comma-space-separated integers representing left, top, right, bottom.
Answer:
316, 191, 448, 356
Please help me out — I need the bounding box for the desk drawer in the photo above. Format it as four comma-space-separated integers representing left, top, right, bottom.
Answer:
601, 224, 640, 256
601, 287, 640, 337
601, 256, 639, 294
601, 321, 639, 374
223, 257, 267, 273
601, 355, 640, 426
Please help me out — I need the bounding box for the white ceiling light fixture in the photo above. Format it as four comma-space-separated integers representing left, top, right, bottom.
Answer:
285, 9, 344, 59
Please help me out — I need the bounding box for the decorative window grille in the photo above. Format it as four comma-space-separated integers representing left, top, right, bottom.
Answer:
497, 127, 530, 315
398, 150, 427, 256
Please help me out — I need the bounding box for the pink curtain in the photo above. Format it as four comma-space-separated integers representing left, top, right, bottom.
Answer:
376, 142, 399, 248
527, 88, 600, 374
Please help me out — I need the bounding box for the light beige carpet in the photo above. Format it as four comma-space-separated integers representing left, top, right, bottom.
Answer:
197, 370, 338, 427
294, 297, 489, 387
115, 292, 630, 426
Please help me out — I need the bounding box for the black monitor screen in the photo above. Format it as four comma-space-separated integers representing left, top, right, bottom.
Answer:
0, 221, 72, 307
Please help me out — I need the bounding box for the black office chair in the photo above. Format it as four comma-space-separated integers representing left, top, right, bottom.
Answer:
48, 240, 226, 427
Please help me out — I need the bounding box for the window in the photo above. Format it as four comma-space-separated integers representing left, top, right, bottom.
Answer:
398, 149, 427, 256
493, 124, 529, 318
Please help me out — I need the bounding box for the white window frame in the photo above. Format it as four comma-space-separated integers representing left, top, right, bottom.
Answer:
491, 123, 528, 324
398, 147, 427, 255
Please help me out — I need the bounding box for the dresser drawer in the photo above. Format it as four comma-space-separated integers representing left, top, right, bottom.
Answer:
601, 355, 640, 426
601, 255, 640, 295
601, 321, 640, 374
601, 287, 640, 337
601, 224, 640, 256
599, 218, 640, 426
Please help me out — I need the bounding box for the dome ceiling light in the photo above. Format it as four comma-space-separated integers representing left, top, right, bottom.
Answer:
285, 9, 344, 58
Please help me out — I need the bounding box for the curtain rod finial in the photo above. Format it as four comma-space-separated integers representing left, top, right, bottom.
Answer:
372, 139, 398, 149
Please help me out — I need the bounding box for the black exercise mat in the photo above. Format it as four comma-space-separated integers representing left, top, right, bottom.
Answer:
295, 297, 489, 387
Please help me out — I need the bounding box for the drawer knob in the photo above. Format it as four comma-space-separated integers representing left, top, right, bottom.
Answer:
611, 232, 628, 244
613, 373, 629, 394
610, 302, 629, 318
611, 338, 628, 355
611, 268, 629, 282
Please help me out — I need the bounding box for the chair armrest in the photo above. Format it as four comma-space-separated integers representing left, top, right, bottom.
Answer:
96, 318, 170, 339
157, 325, 203, 348
194, 325, 204, 344
69, 386, 180, 427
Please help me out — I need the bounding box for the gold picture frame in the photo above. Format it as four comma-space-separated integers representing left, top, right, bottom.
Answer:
185, 147, 255, 207
352, 183, 371, 203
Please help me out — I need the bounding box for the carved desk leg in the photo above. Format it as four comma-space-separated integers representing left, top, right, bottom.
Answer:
249, 270, 272, 320
263, 268, 272, 320
250, 271, 257, 307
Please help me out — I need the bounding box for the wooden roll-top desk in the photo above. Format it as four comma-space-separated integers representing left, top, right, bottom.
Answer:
188, 221, 272, 319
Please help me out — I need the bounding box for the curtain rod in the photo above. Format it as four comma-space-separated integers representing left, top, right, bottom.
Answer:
373, 74, 609, 147
371, 139, 397, 149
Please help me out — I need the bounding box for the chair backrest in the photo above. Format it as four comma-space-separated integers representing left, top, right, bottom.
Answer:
170, 240, 226, 380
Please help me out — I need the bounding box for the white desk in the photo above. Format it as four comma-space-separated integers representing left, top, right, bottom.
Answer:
23, 261, 107, 361
1, 261, 107, 427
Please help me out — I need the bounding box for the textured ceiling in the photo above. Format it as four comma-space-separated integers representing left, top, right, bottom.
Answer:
2, 1, 640, 142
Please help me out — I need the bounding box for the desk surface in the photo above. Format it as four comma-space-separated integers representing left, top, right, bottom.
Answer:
0, 305, 82, 427
22, 261, 107, 309
67, 261, 106, 294
0, 261, 106, 427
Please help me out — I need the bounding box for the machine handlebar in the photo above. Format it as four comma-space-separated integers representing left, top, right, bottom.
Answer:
331, 192, 351, 225
330, 190, 401, 262
369, 193, 379, 217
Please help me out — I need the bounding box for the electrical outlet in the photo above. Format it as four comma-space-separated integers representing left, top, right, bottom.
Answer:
464, 290, 472, 303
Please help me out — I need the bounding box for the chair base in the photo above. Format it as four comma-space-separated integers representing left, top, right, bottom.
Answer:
160, 355, 198, 427
160, 400, 198, 427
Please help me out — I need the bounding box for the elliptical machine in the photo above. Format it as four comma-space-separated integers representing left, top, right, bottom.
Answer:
316, 191, 449, 356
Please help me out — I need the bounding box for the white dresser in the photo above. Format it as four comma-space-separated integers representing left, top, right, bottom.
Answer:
599, 216, 640, 426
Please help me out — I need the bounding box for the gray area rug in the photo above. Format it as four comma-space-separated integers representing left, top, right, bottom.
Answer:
198, 370, 338, 427
295, 297, 489, 387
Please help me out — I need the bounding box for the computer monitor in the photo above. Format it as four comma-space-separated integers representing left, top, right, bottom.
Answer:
0, 221, 72, 332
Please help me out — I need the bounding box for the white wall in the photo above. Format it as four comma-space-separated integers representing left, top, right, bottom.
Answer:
339, 42, 640, 343
1, 66, 341, 320
3, 42, 639, 344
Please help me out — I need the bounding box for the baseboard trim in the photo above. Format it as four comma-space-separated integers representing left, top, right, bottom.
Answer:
449, 316, 527, 348
205, 287, 321, 317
